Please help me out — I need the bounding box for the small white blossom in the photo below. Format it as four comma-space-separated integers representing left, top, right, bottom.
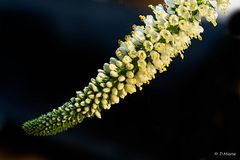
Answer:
169, 15, 179, 26
122, 55, 132, 64
115, 47, 127, 60
128, 50, 138, 59
186, 0, 198, 11
137, 59, 147, 70
205, 7, 218, 26
137, 50, 147, 60
198, 4, 209, 17
132, 30, 146, 42
125, 84, 137, 94
160, 29, 173, 42
143, 41, 154, 52
143, 15, 155, 26
177, 5, 191, 19
217, 0, 230, 13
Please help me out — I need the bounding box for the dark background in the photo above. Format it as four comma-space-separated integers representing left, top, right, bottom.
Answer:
0, 0, 239, 160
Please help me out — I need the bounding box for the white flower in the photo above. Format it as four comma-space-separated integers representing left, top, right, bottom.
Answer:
146, 63, 157, 79
191, 21, 204, 39
152, 4, 169, 27
150, 31, 161, 43
137, 59, 147, 70
154, 4, 169, 21
150, 51, 160, 60
128, 50, 138, 58
198, 4, 209, 17
122, 55, 132, 64
143, 15, 155, 26
209, 0, 217, 8
164, 0, 175, 8
103, 63, 110, 73
124, 40, 136, 51
116, 47, 127, 60
154, 43, 174, 56
143, 41, 154, 52
179, 20, 191, 32
161, 54, 172, 66
185, 0, 198, 11
205, 7, 218, 26
126, 78, 137, 85
132, 30, 146, 43
152, 59, 164, 71
160, 29, 173, 42
135, 71, 149, 85
217, 0, 230, 13
169, 15, 179, 26
175, 0, 185, 5
137, 50, 147, 60
177, 5, 191, 19
125, 84, 137, 94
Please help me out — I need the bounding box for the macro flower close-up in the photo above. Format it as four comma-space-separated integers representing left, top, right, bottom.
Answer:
0, 0, 239, 159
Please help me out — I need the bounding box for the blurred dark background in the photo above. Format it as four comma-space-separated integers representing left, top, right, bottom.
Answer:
0, 0, 239, 160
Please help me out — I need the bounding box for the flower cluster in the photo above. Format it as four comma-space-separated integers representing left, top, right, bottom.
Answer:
22, 0, 229, 136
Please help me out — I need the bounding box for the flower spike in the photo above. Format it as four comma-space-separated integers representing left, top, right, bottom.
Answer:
22, 0, 230, 136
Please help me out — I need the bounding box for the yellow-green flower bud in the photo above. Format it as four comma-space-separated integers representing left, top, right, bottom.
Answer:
110, 71, 119, 78
106, 81, 113, 88
95, 110, 102, 119
118, 75, 126, 82
126, 71, 134, 79
117, 83, 125, 90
